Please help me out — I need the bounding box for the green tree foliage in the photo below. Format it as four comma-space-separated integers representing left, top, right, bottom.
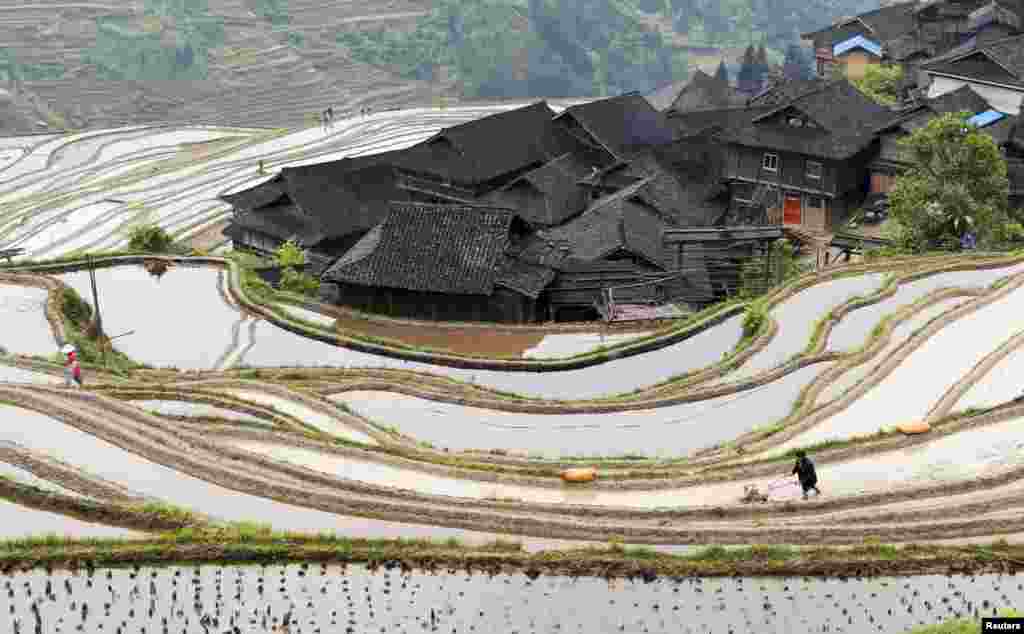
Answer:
85, 0, 223, 80
336, 0, 679, 98
755, 43, 768, 81
850, 63, 903, 106
60, 287, 93, 328
274, 239, 305, 268
783, 43, 811, 80
279, 268, 320, 297
127, 224, 174, 253
889, 112, 1009, 251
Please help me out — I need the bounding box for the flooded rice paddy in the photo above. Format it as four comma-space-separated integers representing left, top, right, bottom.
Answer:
0, 285, 54, 357
521, 331, 655, 359
58, 266, 239, 370
0, 499, 137, 539
0, 363, 60, 385
1, 564, 1020, 634
726, 273, 885, 381
333, 363, 832, 457
814, 298, 968, 405
224, 390, 376, 444
778, 283, 1024, 449
825, 263, 1024, 351
129, 400, 273, 426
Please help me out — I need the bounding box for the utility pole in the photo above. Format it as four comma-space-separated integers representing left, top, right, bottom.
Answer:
87, 254, 105, 366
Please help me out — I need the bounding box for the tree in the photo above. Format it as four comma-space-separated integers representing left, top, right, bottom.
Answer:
714, 59, 729, 83
889, 112, 1009, 251
783, 43, 811, 80
755, 43, 768, 82
850, 63, 903, 106
274, 239, 306, 268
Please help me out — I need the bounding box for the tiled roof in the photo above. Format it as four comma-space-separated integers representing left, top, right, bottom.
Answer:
557, 93, 676, 160
923, 34, 1024, 88
280, 162, 402, 245
885, 33, 931, 61
668, 70, 744, 113
747, 78, 831, 107
833, 35, 883, 57
666, 105, 775, 138
644, 79, 690, 111
624, 152, 723, 227
802, 2, 918, 44
227, 203, 318, 244
220, 175, 288, 211
494, 255, 557, 298
875, 85, 994, 133
520, 181, 670, 268
484, 151, 604, 226
321, 203, 515, 295
722, 80, 892, 160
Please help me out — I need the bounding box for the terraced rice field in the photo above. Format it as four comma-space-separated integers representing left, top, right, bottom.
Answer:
3, 113, 1024, 628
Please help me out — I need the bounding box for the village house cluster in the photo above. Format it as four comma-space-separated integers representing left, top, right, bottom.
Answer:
222, 0, 1024, 324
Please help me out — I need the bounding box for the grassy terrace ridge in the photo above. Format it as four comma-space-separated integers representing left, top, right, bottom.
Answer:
0, 531, 1021, 579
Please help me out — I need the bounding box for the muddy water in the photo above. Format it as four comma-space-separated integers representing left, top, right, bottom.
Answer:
0, 363, 60, 385
0, 284, 55, 356
224, 389, 376, 444
57, 265, 239, 370
780, 284, 1024, 449
333, 363, 832, 458
2, 565, 1018, 634
129, 400, 273, 426
826, 263, 1024, 351
727, 273, 886, 381
815, 298, 968, 405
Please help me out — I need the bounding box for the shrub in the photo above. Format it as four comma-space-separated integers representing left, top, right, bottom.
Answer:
274, 239, 306, 268
60, 287, 93, 327
127, 224, 174, 253
1002, 221, 1024, 243
742, 304, 767, 338
279, 268, 320, 298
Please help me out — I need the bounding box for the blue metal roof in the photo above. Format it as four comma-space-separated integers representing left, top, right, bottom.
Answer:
833, 35, 883, 58
968, 109, 1006, 127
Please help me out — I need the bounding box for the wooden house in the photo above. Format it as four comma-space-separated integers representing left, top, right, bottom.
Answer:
802, 3, 919, 78
319, 203, 548, 323
553, 93, 676, 163
921, 33, 1024, 113
669, 80, 893, 234
664, 70, 744, 114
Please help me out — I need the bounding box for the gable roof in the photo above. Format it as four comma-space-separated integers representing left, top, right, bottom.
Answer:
666, 105, 776, 138
226, 203, 318, 243
645, 78, 691, 111
833, 34, 883, 58
483, 151, 602, 227
321, 203, 515, 295
668, 70, 744, 113
518, 180, 670, 268
802, 2, 918, 44
747, 77, 831, 106
622, 152, 724, 228
556, 93, 675, 160
220, 175, 289, 212
923, 33, 1024, 87
717, 80, 892, 160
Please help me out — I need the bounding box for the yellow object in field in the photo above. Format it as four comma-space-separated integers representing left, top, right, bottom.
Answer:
897, 421, 931, 434
560, 467, 597, 483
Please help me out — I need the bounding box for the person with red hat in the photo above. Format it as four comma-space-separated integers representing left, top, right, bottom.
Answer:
61, 344, 82, 388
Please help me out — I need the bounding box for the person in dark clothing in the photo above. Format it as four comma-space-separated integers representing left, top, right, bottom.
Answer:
792, 450, 820, 499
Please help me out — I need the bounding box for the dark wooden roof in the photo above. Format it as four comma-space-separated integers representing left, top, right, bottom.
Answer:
220, 175, 289, 212
644, 79, 690, 111
624, 152, 723, 227
556, 93, 676, 160
279, 162, 403, 246
923, 34, 1024, 87
666, 105, 776, 138
494, 255, 557, 298
721, 80, 893, 160
483, 151, 604, 226
226, 203, 318, 243
747, 78, 831, 107
518, 180, 670, 269
321, 202, 515, 295
876, 84, 993, 132
802, 2, 918, 44
667, 70, 744, 113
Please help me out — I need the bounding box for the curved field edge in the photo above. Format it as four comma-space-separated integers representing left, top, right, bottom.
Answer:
0, 533, 1018, 581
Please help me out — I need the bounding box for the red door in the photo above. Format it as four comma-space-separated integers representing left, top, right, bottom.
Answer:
783, 194, 802, 225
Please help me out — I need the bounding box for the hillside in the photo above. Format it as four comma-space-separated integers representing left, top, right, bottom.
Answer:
0, 0, 880, 132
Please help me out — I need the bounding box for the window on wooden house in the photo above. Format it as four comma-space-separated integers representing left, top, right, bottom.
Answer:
806, 161, 822, 180
762, 153, 779, 172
